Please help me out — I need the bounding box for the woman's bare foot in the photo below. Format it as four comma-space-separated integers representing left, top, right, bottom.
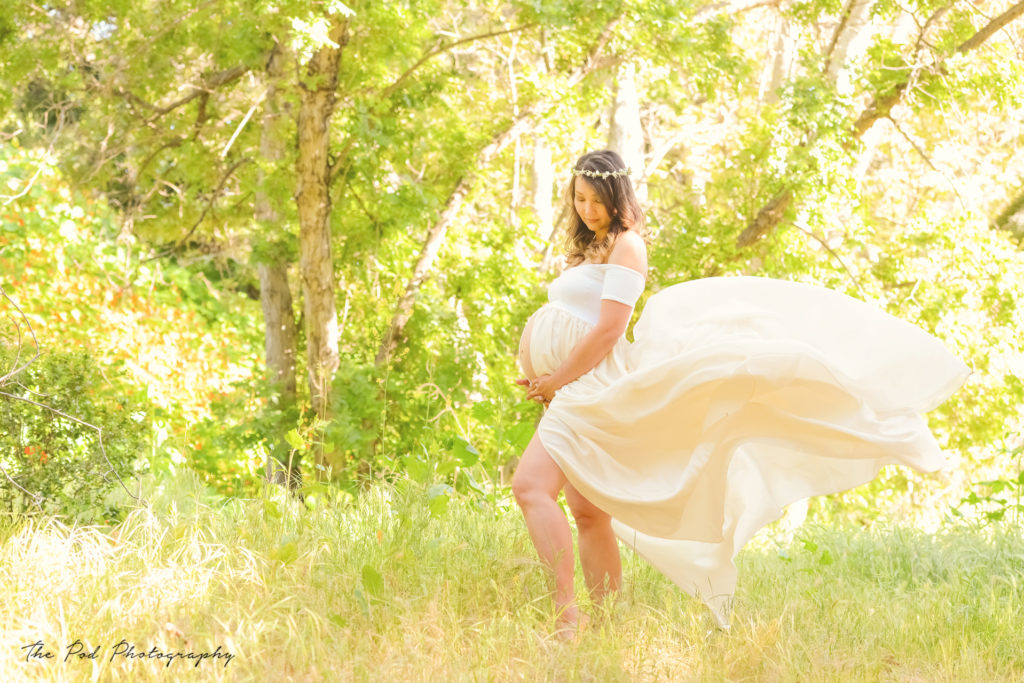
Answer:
554, 603, 590, 642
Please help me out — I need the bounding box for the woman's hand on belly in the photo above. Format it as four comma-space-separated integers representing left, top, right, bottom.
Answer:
526, 374, 557, 405
515, 376, 551, 407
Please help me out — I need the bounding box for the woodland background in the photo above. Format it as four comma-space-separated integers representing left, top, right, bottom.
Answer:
2, 1, 1024, 680
2, 0, 1024, 557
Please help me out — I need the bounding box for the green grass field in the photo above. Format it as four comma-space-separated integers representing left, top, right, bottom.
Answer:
2, 472, 1022, 682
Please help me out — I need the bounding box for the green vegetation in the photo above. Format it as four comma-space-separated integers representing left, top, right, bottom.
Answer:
2, 0, 1022, 504
0, 347, 148, 520
1, 474, 1022, 681
1, 1, 1023, 677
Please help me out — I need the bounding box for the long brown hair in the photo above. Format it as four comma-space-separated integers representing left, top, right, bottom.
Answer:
563, 150, 647, 267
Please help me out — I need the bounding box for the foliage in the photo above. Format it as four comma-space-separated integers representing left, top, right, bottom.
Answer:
0, 144, 263, 494
0, 346, 148, 522
1, 0, 1022, 520
949, 442, 1024, 526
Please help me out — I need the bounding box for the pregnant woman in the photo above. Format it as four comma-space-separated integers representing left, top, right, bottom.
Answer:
512, 149, 970, 636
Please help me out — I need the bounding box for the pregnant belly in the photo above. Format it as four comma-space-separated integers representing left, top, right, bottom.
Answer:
518, 304, 595, 381
518, 313, 540, 381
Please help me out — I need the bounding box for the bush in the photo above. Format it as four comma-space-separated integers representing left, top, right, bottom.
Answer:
0, 346, 150, 522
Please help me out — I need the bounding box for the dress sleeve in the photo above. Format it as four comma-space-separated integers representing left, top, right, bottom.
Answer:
600, 266, 646, 307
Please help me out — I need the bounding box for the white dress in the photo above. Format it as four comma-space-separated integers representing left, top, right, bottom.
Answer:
519, 264, 970, 628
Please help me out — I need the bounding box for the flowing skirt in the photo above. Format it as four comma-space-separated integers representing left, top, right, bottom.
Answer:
520, 276, 970, 628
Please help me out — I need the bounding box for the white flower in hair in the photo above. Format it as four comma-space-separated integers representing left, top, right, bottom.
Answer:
573, 166, 631, 179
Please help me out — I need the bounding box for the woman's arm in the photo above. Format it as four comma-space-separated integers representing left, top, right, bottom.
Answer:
527, 232, 647, 403
531, 300, 633, 393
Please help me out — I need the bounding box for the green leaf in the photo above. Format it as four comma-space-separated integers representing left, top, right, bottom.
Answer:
471, 402, 495, 422
403, 454, 431, 483
285, 429, 305, 450
504, 422, 534, 452
453, 437, 479, 467
428, 494, 449, 518
427, 483, 452, 500
427, 483, 452, 517
353, 587, 369, 616
456, 469, 486, 496
274, 540, 299, 565
361, 564, 384, 596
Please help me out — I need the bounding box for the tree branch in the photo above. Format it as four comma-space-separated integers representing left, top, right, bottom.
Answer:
791, 222, 867, 298
0, 390, 143, 504
693, 0, 780, 21
138, 157, 250, 264
740, 0, 1024, 250
0, 285, 142, 509
853, 0, 1024, 139
885, 114, 967, 211
116, 64, 252, 124
174, 157, 249, 247
994, 186, 1024, 236
0, 285, 40, 386
736, 188, 793, 248
379, 23, 535, 99
957, 0, 1024, 52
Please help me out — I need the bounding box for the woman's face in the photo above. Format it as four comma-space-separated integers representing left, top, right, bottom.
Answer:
573, 177, 612, 236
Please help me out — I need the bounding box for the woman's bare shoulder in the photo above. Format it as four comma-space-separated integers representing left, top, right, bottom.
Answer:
608, 231, 647, 274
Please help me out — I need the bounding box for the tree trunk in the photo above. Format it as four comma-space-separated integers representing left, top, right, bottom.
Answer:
296, 19, 348, 430
995, 187, 1024, 238
608, 62, 646, 201
256, 42, 300, 486
824, 0, 876, 94
531, 136, 559, 273
759, 11, 795, 105
531, 137, 554, 238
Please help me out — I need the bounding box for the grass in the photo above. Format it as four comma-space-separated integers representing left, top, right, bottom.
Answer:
1, 471, 1022, 682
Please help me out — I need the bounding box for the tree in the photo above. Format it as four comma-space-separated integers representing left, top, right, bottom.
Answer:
736, 0, 1024, 249
255, 40, 300, 483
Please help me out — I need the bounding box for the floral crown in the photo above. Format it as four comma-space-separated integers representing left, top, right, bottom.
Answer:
572, 166, 631, 179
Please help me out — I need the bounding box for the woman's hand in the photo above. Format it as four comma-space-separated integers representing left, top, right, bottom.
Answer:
515, 376, 557, 407
526, 373, 560, 406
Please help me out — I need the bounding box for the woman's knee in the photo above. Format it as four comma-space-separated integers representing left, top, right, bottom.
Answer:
511, 434, 564, 509
511, 475, 534, 509
565, 485, 610, 530
511, 469, 555, 510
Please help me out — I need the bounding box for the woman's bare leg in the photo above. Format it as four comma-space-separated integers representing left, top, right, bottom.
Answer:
564, 482, 621, 602
511, 432, 578, 630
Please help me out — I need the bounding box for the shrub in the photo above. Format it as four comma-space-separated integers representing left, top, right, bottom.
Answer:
0, 346, 149, 522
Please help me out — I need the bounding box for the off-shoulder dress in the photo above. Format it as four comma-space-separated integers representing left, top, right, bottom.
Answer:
517, 264, 969, 627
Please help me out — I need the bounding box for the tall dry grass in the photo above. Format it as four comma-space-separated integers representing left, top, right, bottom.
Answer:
1, 470, 1022, 681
